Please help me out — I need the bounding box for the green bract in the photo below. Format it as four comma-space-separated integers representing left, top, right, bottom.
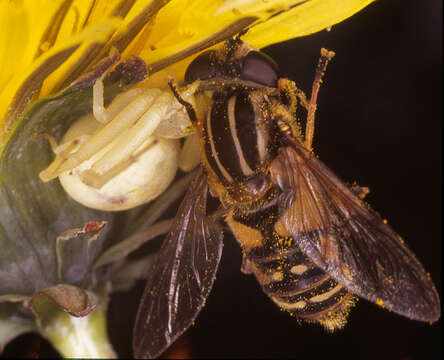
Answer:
0, 58, 190, 355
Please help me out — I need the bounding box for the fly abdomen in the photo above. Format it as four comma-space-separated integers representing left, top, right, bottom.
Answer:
226, 198, 357, 331
249, 244, 356, 331
260, 257, 328, 296
272, 282, 350, 319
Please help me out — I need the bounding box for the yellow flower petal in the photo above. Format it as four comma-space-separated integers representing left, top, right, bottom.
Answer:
126, 0, 258, 72
39, 19, 122, 98
40, 0, 153, 97
0, 0, 114, 137
0, 2, 29, 96
94, 0, 172, 62
0, 20, 121, 143
124, 0, 375, 78
0, 1, 65, 85
82, 0, 134, 27
243, 0, 376, 48
0, 0, 375, 142
32, 0, 75, 60
215, 0, 306, 17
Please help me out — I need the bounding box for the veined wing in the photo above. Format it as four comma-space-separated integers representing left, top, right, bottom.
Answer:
270, 139, 440, 322
133, 168, 223, 358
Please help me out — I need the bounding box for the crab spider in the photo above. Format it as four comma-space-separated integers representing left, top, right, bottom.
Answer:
39, 78, 201, 211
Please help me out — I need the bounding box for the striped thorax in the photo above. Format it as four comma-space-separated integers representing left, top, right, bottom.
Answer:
196, 88, 279, 206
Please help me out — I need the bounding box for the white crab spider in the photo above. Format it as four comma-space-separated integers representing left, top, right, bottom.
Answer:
39, 77, 201, 211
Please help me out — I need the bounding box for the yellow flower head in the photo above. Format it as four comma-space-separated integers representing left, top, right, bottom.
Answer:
0, 0, 374, 142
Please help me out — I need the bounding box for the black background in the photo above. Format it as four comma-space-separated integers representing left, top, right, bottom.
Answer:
3, 0, 441, 359
174, 1, 442, 359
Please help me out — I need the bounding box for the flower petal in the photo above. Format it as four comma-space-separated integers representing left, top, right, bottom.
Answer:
38, 19, 123, 100
215, 0, 300, 15
243, 0, 376, 48
125, 0, 374, 79
32, 0, 75, 60
0, 20, 122, 141
97, 0, 172, 59
129, 0, 258, 72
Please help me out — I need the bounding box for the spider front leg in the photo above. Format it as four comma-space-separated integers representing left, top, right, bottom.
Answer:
168, 79, 205, 172
39, 76, 196, 211
179, 133, 201, 172
92, 74, 151, 125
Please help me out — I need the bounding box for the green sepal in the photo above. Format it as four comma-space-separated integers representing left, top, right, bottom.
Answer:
56, 221, 107, 286
30, 284, 97, 320
29, 285, 116, 358
0, 55, 148, 297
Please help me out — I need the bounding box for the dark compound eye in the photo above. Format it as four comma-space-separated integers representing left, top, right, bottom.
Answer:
185, 50, 217, 84
240, 51, 280, 87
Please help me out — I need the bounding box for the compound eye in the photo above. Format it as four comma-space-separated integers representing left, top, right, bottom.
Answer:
241, 51, 279, 87
185, 50, 217, 84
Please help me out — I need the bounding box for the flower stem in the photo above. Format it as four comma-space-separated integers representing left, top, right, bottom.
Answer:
38, 297, 116, 358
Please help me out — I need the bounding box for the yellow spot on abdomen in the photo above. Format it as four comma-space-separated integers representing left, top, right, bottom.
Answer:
310, 284, 343, 303
272, 296, 307, 310
291, 264, 308, 275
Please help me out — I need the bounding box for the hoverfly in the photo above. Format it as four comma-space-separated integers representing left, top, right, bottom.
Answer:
133, 38, 440, 358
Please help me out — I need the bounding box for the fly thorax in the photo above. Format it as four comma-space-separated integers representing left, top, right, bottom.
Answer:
202, 89, 279, 200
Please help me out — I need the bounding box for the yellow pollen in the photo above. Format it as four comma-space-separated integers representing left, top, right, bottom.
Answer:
376, 298, 385, 308
272, 272, 284, 281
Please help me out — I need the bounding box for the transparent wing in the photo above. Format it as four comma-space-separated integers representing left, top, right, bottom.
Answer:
133, 169, 223, 358
270, 139, 440, 322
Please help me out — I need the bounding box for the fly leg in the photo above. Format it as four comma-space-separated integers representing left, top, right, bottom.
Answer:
304, 48, 335, 150
278, 78, 309, 112
276, 78, 307, 141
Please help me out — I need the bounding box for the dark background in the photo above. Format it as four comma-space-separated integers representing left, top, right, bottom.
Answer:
3, 0, 441, 359
175, 1, 442, 359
